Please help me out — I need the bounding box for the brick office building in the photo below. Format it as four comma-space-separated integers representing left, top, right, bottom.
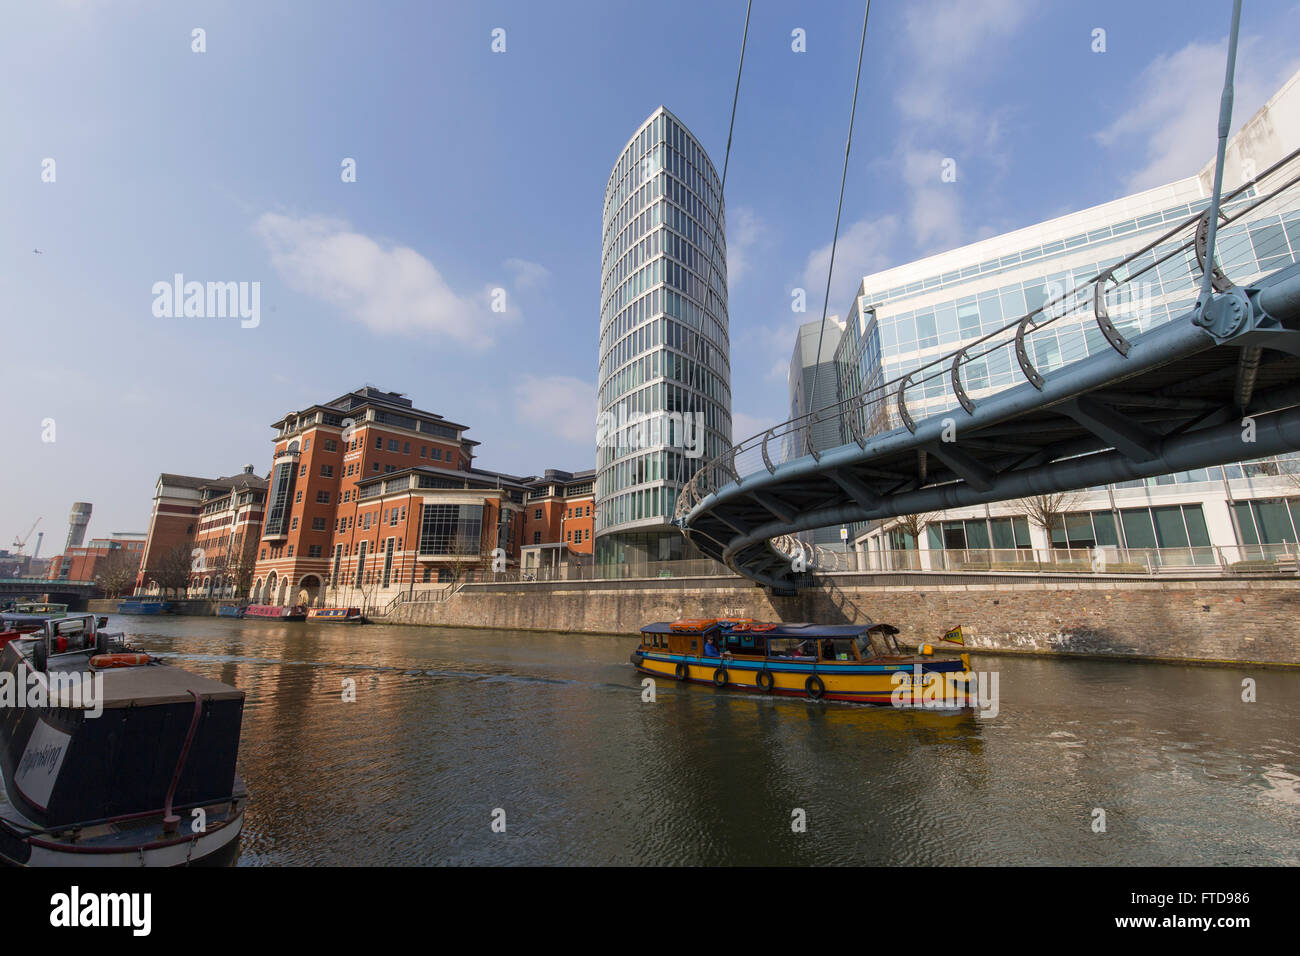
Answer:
189, 468, 268, 598
520, 468, 595, 575
135, 469, 265, 595
47, 532, 146, 588
248, 386, 537, 609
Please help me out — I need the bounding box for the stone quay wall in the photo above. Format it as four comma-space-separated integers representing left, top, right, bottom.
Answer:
384, 575, 1300, 667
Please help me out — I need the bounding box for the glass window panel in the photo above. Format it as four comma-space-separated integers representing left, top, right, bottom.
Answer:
999, 288, 1026, 321
1152, 506, 1189, 548
964, 520, 991, 549
1092, 511, 1119, 547
1121, 509, 1157, 548
990, 517, 1016, 549
1233, 501, 1259, 545
1182, 505, 1210, 547
935, 305, 959, 344
1065, 513, 1095, 547
1012, 516, 1032, 548
1254, 500, 1297, 543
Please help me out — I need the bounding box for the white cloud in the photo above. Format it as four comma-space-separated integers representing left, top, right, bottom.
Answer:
726, 206, 764, 287
1096, 36, 1300, 193
802, 215, 902, 313
730, 411, 772, 443
254, 213, 524, 345
504, 257, 550, 291
890, 0, 1035, 249
512, 375, 595, 445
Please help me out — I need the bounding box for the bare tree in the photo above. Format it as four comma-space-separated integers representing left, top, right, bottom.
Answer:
95, 549, 139, 598
151, 542, 195, 597
1016, 492, 1083, 545
890, 511, 939, 548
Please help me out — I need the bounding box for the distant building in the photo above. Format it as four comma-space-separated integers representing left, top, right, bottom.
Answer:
48, 532, 146, 587
788, 319, 849, 549
520, 468, 596, 575
64, 502, 92, 553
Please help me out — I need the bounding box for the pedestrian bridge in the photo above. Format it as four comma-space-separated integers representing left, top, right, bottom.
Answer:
674, 153, 1300, 591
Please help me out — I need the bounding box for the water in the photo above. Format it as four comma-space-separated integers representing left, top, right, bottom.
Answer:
110, 616, 1300, 865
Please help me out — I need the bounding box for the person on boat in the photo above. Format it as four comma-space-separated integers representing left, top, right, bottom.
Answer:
703, 636, 720, 657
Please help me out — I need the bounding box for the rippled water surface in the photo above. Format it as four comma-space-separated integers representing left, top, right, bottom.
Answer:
113, 616, 1300, 865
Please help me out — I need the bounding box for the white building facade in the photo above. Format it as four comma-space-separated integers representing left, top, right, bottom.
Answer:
833, 70, 1300, 572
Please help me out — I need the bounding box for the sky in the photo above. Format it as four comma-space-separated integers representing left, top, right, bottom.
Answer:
3, 0, 1299, 550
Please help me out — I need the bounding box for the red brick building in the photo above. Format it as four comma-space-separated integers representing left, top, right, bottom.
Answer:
520, 469, 595, 575
249, 386, 537, 608
190, 468, 268, 598
47, 533, 146, 590
135, 468, 267, 596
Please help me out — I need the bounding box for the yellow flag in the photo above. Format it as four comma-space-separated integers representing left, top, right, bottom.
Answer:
942, 625, 965, 645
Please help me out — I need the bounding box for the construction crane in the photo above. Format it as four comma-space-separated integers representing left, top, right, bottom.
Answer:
12, 518, 42, 554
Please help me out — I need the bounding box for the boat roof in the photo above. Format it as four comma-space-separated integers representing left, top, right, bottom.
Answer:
33, 648, 244, 707
641, 622, 869, 638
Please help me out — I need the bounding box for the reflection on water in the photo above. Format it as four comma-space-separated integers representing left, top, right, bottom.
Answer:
112, 616, 1300, 865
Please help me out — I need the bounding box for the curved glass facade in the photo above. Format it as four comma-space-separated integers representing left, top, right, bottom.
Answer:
595, 107, 732, 565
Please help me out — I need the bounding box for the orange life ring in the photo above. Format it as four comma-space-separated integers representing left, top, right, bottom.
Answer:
90, 653, 151, 668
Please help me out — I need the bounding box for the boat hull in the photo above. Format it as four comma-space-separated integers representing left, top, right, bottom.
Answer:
116, 601, 171, 615
245, 605, 306, 621
631, 650, 974, 706
2, 792, 247, 867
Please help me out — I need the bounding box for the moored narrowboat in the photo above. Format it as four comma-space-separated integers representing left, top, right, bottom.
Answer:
117, 600, 173, 615
216, 604, 246, 618
245, 604, 307, 621
306, 607, 367, 624
0, 613, 248, 866
12, 602, 68, 620
632, 619, 974, 706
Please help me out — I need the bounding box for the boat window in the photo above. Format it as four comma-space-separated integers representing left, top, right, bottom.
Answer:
856, 634, 874, 659
766, 638, 816, 659
820, 640, 855, 661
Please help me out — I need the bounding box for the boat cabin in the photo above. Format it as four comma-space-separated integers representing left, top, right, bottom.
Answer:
640, 620, 906, 662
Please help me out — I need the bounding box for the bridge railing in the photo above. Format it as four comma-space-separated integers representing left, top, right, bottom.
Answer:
768, 542, 1300, 575
675, 147, 1300, 529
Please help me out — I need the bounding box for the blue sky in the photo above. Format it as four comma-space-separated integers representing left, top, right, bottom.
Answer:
4, 0, 1299, 546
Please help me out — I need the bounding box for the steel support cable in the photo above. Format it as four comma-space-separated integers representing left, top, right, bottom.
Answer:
805, 1, 872, 452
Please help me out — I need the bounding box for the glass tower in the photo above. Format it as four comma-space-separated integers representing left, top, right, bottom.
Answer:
595, 107, 732, 569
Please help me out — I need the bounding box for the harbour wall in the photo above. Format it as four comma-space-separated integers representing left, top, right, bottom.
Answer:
384, 575, 1300, 667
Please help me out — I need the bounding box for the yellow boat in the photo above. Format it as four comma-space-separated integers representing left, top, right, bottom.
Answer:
632, 619, 974, 706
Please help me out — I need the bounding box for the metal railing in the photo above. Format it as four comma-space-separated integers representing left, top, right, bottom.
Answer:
779, 542, 1300, 575
674, 149, 1300, 533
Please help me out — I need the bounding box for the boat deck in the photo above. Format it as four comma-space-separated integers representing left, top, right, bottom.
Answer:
33, 646, 244, 707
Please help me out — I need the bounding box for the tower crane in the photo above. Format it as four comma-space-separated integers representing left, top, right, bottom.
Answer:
12, 518, 42, 554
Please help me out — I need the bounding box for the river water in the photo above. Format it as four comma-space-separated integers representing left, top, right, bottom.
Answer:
111, 616, 1300, 866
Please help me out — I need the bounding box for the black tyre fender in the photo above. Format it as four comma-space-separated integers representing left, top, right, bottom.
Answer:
756, 670, 775, 693
805, 674, 826, 700
674, 662, 690, 681
32, 640, 47, 673
712, 667, 729, 688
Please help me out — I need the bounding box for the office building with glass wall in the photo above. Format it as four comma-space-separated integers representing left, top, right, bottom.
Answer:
832, 69, 1300, 568
595, 106, 733, 569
